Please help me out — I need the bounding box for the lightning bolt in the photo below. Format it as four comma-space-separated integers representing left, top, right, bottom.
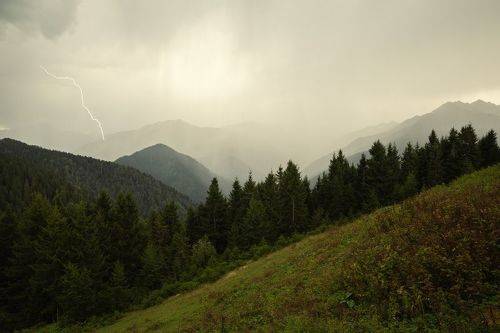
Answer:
40, 65, 105, 141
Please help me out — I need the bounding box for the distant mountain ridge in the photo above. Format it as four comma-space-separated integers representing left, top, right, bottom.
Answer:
116, 144, 231, 203
0, 138, 192, 215
77, 119, 288, 181
305, 100, 500, 178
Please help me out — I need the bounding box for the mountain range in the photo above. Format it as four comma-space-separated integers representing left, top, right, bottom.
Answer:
304, 100, 500, 178
77, 120, 289, 181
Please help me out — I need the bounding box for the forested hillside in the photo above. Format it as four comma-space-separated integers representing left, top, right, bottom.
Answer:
0, 139, 192, 215
116, 144, 231, 203
93, 165, 500, 332
1, 125, 498, 331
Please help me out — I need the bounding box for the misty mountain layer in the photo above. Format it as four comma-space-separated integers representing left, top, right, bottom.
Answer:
305, 100, 500, 178
116, 144, 231, 203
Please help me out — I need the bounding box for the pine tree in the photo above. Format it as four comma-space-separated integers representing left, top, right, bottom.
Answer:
0, 211, 16, 330
457, 124, 480, 173
241, 196, 268, 249
311, 173, 329, 216
169, 220, 190, 280
140, 243, 165, 290
385, 143, 401, 203
258, 172, 280, 242
186, 206, 203, 245
150, 201, 178, 261
366, 140, 389, 203
354, 153, 371, 212
326, 151, 355, 219
401, 143, 418, 180
109, 193, 147, 283
478, 130, 500, 168
242, 173, 256, 208
6, 194, 54, 325
394, 172, 418, 201
58, 263, 96, 323
441, 128, 462, 183
199, 178, 228, 253
423, 130, 443, 187
278, 161, 309, 234
227, 180, 245, 248
108, 261, 129, 310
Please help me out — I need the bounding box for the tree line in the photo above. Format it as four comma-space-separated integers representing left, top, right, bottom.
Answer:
186, 126, 499, 253
0, 125, 498, 330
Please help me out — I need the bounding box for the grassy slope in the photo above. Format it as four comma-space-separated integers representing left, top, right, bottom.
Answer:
46, 166, 500, 332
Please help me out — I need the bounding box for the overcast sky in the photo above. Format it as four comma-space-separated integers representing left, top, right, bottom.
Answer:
1, 0, 500, 140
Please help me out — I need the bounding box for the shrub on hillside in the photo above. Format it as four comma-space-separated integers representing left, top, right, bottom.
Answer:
338, 175, 499, 328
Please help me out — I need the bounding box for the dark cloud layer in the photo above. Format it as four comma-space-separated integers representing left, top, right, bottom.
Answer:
0, 0, 80, 38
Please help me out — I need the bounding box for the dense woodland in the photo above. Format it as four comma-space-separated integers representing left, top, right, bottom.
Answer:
0, 139, 191, 215
0, 125, 498, 331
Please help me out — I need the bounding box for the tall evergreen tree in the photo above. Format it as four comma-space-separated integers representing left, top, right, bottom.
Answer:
354, 153, 371, 212
478, 129, 500, 168
278, 161, 309, 234
168, 220, 190, 280
257, 172, 280, 242
366, 140, 390, 203
400, 143, 418, 180
457, 124, 480, 173
58, 263, 96, 323
422, 130, 443, 187
107, 261, 129, 310
325, 151, 356, 219
199, 178, 229, 253
385, 143, 401, 203
109, 193, 147, 283
6, 194, 54, 325
140, 243, 165, 290
227, 179, 245, 248
240, 196, 267, 249
441, 128, 462, 183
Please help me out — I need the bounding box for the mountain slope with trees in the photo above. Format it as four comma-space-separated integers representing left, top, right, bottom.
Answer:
116, 144, 231, 202
2, 125, 498, 331
0, 139, 191, 215
94, 165, 499, 332
305, 100, 500, 178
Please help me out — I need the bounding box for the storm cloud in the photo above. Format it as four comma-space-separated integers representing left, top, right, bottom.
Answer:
0, 0, 80, 39
1, 0, 500, 142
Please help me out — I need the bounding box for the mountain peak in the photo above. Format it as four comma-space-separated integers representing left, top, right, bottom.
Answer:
471, 99, 495, 107
115, 143, 230, 202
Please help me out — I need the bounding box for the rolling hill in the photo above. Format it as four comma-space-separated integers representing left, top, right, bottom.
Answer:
305, 100, 500, 178
73, 165, 498, 332
0, 138, 192, 215
116, 144, 231, 203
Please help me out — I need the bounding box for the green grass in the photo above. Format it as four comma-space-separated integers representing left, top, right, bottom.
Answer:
41, 166, 500, 332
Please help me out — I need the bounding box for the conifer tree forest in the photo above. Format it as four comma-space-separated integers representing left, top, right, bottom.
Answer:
0, 125, 499, 330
